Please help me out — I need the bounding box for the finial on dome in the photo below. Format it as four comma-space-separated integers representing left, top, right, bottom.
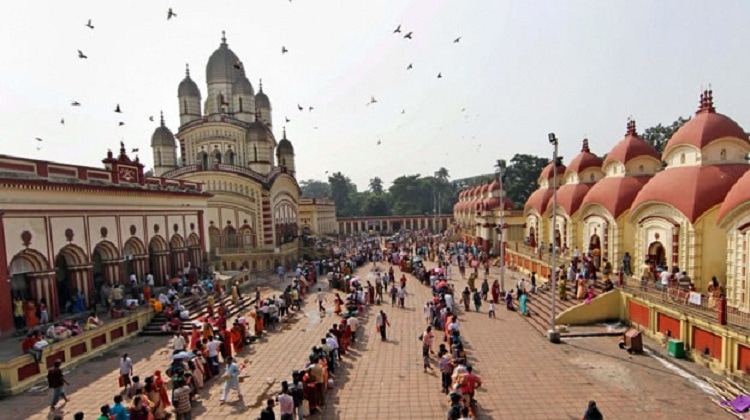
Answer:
185, 63, 190, 78
697, 87, 716, 114
259, 78, 263, 92
160, 111, 165, 127
119, 141, 126, 156
282, 126, 287, 139
626, 118, 637, 136
221, 30, 227, 45
581, 138, 590, 153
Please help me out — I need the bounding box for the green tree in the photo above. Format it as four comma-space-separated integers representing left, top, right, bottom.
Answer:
642, 116, 690, 154
504, 154, 549, 209
389, 174, 433, 215
360, 193, 392, 216
328, 172, 353, 216
299, 179, 330, 198
369, 177, 384, 194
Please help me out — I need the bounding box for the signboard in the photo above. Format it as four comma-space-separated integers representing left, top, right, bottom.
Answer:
688, 292, 702, 306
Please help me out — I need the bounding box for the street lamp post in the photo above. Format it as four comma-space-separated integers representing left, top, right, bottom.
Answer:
548, 133, 561, 344
495, 159, 507, 293
434, 171, 440, 234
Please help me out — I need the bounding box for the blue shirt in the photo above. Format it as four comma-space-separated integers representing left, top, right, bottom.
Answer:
110, 403, 130, 420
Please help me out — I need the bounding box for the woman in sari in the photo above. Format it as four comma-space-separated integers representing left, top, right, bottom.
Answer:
584, 286, 596, 305
191, 353, 206, 391
576, 275, 587, 300
558, 276, 568, 301
153, 370, 171, 408
24, 300, 38, 328
505, 291, 514, 311
708, 276, 724, 309
145, 378, 168, 420
491, 280, 501, 304
333, 293, 343, 315
519, 291, 529, 316
230, 323, 243, 353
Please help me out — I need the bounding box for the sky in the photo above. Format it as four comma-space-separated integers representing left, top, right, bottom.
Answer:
1, 1, 749, 191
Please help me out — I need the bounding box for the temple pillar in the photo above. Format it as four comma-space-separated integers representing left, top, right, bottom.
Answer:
29, 271, 59, 320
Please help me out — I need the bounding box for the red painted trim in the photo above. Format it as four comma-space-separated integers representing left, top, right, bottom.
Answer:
17, 361, 40, 381
2, 209, 204, 215
49, 167, 77, 176
0, 214, 12, 331
0, 179, 210, 198
0, 161, 35, 171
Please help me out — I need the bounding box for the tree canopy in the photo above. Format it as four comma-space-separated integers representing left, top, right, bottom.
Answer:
299, 179, 330, 198
642, 116, 690, 154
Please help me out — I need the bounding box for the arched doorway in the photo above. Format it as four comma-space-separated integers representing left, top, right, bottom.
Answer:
528, 227, 536, 248
649, 241, 667, 269
55, 244, 89, 314
170, 234, 186, 276
224, 226, 238, 249
589, 234, 602, 266
9, 249, 56, 322
149, 236, 169, 285
123, 237, 147, 283
92, 241, 119, 308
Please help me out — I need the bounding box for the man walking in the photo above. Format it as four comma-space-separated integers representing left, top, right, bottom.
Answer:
317, 288, 327, 313
375, 310, 390, 341
277, 381, 295, 420
48, 359, 69, 411
421, 325, 435, 371
220, 356, 243, 404
173, 378, 193, 420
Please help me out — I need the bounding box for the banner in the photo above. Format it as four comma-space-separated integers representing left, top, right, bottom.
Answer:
688, 292, 702, 306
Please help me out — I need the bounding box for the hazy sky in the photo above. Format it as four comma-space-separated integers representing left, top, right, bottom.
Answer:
2, 1, 749, 190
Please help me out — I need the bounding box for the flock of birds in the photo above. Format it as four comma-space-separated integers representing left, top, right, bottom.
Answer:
36, 9, 179, 150
36, 6, 476, 162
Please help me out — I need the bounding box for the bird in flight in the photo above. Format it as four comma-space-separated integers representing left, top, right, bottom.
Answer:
281, 46, 288, 54
313, 126, 318, 129
401, 109, 405, 114
377, 140, 381, 146
285, 117, 290, 123
60, 118, 65, 125
71, 101, 81, 106
35, 137, 43, 142
437, 73, 442, 79
393, 24, 401, 34
406, 63, 413, 70
77, 50, 87, 59
85, 19, 94, 29
167, 8, 177, 20
369, 96, 377, 104
131, 148, 139, 153
118, 122, 125, 126
114, 104, 122, 113
461, 108, 466, 112
233, 61, 243, 70
403, 32, 413, 39
149, 116, 154, 122
454, 36, 461, 43
309, 106, 314, 112
297, 104, 303, 111
325, 171, 329, 174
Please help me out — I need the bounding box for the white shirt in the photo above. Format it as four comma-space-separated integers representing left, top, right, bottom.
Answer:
660, 271, 671, 286
317, 292, 325, 303
173, 335, 186, 351
206, 340, 220, 358
445, 294, 454, 308
326, 336, 339, 350
346, 317, 359, 330
119, 357, 133, 375
146, 274, 154, 286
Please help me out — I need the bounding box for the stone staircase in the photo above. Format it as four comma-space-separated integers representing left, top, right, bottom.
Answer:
518, 280, 607, 336
140, 292, 257, 336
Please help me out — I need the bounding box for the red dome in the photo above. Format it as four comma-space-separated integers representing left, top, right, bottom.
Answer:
484, 196, 515, 211
548, 183, 591, 216
581, 175, 651, 218
718, 168, 750, 223
664, 91, 748, 154
525, 188, 553, 214
604, 120, 660, 166
480, 183, 490, 195
490, 179, 501, 191
566, 139, 603, 174
631, 164, 747, 223
540, 161, 566, 180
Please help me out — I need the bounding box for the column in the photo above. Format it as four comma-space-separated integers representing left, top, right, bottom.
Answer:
153, 252, 170, 285
69, 266, 93, 307
0, 214, 12, 332
29, 272, 59, 320
103, 260, 122, 285
672, 232, 679, 267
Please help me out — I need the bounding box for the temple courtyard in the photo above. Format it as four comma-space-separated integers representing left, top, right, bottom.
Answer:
0, 263, 733, 419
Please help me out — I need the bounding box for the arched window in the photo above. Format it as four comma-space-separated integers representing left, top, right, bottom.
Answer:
721, 148, 727, 161
638, 164, 644, 173
238, 97, 243, 112
199, 153, 209, 170
213, 151, 222, 164
156, 149, 162, 166
227, 151, 235, 165
680, 153, 686, 164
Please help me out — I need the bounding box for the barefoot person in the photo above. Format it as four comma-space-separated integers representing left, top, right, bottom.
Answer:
48, 359, 69, 411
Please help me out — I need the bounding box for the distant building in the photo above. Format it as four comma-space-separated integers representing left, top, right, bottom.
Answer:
299, 197, 337, 236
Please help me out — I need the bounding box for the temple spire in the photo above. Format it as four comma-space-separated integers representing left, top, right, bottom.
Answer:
160, 110, 165, 127
626, 118, 637, 136
221, 30, 227, 45
581, 138, 590, 153
259, 78, 263, 92
185, 63, 190, 78
282, 126, 287, 139
697, 87, 716, 114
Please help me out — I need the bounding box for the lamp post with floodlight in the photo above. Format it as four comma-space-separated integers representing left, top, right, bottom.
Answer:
548, 133, 561, 344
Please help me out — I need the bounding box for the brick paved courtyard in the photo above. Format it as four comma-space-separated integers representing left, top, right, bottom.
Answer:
0, 262, 733, 419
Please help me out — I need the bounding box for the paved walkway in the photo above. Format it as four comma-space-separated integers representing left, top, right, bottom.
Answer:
0, 260, 734, 419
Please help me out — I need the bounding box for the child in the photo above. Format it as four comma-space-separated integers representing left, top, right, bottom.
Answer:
128, 375, 143, 399
488, 301, 496, 318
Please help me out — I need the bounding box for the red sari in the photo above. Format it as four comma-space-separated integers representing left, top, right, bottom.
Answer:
153, 371, 171, 407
